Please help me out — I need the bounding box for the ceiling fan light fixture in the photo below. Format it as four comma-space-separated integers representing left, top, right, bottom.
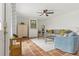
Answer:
37, 9, 54, 16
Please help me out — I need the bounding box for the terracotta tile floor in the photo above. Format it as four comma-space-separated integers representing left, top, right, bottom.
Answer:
22, 39, 79, 56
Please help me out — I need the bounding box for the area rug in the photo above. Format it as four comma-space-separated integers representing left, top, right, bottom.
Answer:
31, 38, 55, 52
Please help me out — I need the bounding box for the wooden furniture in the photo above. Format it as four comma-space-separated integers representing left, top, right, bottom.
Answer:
17, 22, 27, 38
9, 38, 22, 56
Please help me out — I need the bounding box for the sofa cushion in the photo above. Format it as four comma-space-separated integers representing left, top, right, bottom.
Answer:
68, 32, 77, 37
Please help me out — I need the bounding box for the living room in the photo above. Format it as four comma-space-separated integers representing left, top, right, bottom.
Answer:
0, 3, 79, 56
11, 3, 79, 56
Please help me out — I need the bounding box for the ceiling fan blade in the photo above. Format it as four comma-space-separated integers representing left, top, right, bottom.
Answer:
48, 10, 54, 11
45, 13, 49, 16
46, 12, 54, 14
37, 9, 54, 16
37, 12, 42, 13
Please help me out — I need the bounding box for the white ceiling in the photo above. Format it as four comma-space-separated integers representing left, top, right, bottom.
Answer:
16, 3, 79, 19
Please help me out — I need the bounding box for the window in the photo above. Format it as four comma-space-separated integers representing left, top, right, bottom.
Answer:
30, 20, 36, 29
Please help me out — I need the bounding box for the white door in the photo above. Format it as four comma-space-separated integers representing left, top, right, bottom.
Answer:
29, 19, 38, 38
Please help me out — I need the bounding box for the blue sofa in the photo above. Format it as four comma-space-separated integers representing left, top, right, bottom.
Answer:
54, 32, 78, 53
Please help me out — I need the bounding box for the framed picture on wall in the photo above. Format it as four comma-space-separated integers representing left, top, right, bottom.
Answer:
30, 20, 36, 29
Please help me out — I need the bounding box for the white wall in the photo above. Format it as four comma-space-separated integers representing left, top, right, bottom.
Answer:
46, 10, 79, 33
11, 3, 17, 34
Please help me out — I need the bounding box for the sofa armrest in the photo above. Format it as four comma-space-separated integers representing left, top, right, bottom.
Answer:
54, 35, 78, 53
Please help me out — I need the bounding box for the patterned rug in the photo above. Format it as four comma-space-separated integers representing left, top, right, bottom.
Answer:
31, 38, 55, 51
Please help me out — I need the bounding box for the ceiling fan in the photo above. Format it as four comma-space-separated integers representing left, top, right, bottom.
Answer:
37, 9, 54, 16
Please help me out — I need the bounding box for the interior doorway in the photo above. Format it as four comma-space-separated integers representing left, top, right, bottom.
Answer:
0, 3, 5, 56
